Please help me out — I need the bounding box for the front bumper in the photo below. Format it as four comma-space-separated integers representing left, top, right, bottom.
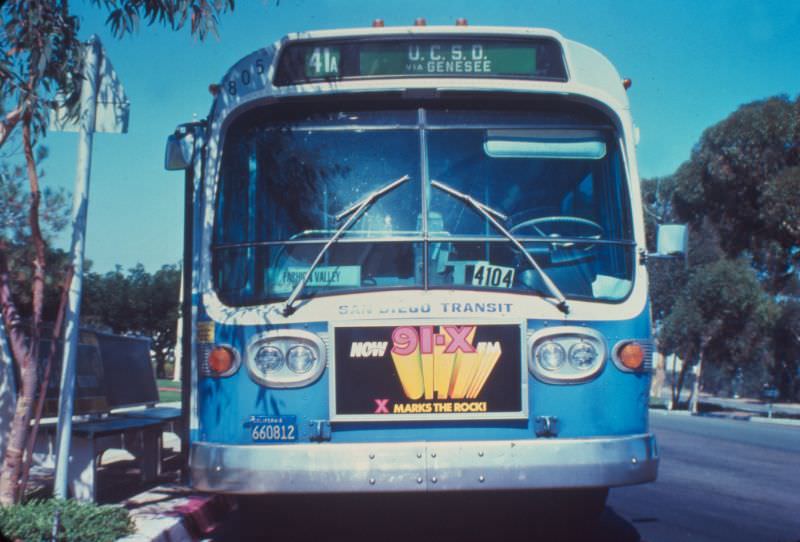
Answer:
191, 433, 658, 494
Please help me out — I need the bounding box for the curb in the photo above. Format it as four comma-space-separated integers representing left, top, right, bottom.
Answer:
649, 407, 800, 426
749, 416, 800, 427
118, 486, 235, 542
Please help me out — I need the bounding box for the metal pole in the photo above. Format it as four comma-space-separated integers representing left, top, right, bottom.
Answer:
53, 36, 101, 499
172, 262, 183, 382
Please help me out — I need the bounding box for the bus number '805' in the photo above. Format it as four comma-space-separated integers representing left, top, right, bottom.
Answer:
251, 424, 296, 441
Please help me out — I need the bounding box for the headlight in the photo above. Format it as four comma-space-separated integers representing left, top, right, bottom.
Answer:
529, 327, 607, 383
536, 341, 566, 371
246, 330, 326, 388
287, 345, 316, 374
254, 345, 283, 373
569, 341, 598, 370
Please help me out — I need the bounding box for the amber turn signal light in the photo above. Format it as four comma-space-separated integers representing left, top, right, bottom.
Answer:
208, 346, 235, 375
618, 342, 644, 370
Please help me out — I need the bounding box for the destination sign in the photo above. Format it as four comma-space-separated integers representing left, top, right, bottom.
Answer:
360, 42, 537, 77
275, 37, 567, 86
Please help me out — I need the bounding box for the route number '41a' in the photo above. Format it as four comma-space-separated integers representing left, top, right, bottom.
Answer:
306, 47, 340, 76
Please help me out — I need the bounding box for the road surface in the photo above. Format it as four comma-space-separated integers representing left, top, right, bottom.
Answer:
609, 411, 800, 542
218, 412, 800, 541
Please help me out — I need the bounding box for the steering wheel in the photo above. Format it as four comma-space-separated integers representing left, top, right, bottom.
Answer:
509, 216, 604, 264
510, 216, 604, 237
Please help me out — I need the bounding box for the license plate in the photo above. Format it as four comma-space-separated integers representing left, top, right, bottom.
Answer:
245, 415, 297, 442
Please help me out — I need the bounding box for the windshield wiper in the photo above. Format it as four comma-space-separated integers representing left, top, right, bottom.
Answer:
281, 174, 411, 316
431, 179, 570, 315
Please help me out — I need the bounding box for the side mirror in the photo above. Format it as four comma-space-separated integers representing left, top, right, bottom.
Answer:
164, 131, 194, 171
656, 224, 688, 256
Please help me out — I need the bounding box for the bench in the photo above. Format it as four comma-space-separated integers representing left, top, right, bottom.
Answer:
32, 329, 181, 501
35, 411, 179, 501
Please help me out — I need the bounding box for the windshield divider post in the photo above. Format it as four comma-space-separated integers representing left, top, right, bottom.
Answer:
419, 108, 430, 291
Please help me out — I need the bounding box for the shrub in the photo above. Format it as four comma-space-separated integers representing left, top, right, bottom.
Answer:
0, 499, 134, 542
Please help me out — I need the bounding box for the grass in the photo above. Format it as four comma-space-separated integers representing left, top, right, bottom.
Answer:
157, 378, 181, 403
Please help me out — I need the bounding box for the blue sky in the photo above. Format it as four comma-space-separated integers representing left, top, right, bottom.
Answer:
40, 0, 800, 273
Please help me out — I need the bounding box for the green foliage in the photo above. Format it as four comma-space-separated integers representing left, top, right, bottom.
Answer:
92, 0, 235, 40
671, 95, 800, 294
0, 1, 84, 140
0, 148, 69, 244
646, 94, 800, 399
82, 264, 181, 378
1, 150, 72, 322
659, 259, 778, 372
0, 498, 134, 542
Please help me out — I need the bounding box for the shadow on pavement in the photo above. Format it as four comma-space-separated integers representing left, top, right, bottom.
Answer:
221, 492, 641, 542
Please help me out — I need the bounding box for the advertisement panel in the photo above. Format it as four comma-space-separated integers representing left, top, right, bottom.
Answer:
333, 323, 525, 421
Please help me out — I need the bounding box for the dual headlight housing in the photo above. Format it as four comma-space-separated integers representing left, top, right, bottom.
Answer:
246, 330, 326, 388
529, 327, 607, 383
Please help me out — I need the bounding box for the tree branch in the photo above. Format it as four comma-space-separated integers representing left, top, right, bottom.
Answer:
0, 107, 23, 150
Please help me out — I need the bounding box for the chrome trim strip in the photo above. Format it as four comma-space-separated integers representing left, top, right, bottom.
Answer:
210, 237, 637, 250
190, 433, 658, 493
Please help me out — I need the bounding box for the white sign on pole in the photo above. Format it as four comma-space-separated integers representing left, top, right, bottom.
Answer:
49, 43, 129, 134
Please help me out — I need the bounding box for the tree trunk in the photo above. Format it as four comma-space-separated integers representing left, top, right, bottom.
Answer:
650, 351, 666, 400
0, 117, 47, 506
0, 247, 33, 506
19, 267, 73, 496
690, 351, 704, 414
674, 353, 692, 408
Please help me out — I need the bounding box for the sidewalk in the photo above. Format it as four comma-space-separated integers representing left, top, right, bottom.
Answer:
118, 486, 234, 542
650, 388, 800, 425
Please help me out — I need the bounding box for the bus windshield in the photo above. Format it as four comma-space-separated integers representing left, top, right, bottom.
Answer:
213, 106, 635, 306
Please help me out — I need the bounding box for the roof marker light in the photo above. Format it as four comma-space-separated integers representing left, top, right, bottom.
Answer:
414, 18, 427, 26
622, 78, 632, 90
208, 84, 220, 96
456, 18, 468, 26
372, 19, 384, 27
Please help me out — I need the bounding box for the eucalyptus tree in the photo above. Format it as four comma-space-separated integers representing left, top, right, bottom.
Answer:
0, 0, 235, 505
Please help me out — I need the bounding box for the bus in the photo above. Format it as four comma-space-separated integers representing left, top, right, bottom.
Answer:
165, 20, 671, 509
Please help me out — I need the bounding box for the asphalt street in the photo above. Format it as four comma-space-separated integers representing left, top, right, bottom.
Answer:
219, 412, 800, 541
609, 412, 800, 542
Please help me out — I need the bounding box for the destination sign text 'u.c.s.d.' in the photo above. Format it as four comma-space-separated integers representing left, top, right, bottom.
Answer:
274, 37, 567, 85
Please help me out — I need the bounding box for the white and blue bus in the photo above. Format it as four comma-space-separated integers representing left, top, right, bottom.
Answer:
166, 21, 663, 508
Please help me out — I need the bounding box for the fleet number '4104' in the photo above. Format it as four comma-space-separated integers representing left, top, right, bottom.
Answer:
471, 263, 514, 288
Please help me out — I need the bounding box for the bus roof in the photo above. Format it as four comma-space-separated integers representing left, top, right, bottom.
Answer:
208, 25, 631, 134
